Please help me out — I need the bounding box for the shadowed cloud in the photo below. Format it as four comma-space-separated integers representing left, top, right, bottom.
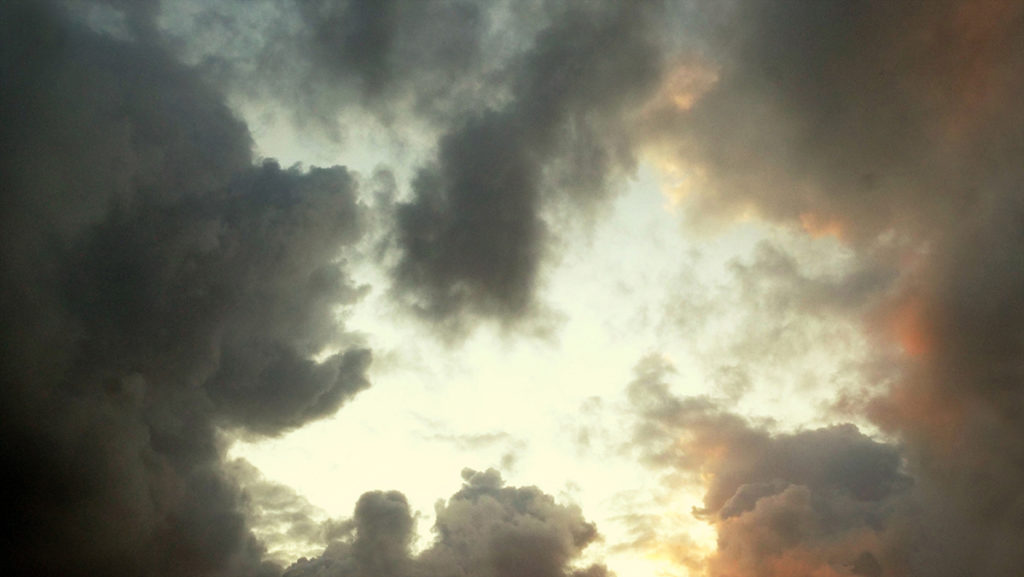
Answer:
1, 2, 370, 574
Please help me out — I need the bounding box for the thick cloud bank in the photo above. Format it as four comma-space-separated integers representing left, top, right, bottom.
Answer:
1, 3, 369, 574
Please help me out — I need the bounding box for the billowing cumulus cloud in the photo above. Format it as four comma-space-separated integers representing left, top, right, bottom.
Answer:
285, 469, 606, 577
1, 2, 369, 574
627, 357, 911, 576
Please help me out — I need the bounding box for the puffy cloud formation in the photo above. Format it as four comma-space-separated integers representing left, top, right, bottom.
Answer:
0, 2, 369, 574
284, 469, 605, 577
628, 357, 911, 577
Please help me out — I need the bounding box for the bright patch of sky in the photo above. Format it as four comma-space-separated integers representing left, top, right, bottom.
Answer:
231, 121, 873, 576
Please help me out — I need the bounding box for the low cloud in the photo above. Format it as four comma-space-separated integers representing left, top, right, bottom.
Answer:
285, 469, 606, 577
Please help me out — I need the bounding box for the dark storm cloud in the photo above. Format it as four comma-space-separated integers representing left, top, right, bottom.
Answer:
285, 469, 606, 577
1, 2, 370, 574
391, 2, 664, 331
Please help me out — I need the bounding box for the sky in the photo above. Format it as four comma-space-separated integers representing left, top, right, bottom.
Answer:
1, 1, 1023, 577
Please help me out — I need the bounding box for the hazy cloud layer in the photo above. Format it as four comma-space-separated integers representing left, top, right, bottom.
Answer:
284, 469, 606, 577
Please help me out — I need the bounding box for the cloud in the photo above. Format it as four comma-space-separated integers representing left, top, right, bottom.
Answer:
390, 2, 665, 333
162, 0, 490, 136
644, 0, 1024, 240
164, 1, 669, 334
285, 469, 606, 577
7, 1, 1024, 576
228, 459, 338, 565
0, 2, 370, 574
626, 357, 911, 576
641, 2, 1024, 574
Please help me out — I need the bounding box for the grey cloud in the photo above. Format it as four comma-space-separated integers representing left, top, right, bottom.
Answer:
657, 238, 894, 412
164, 0, 489, 134
646, 0, 1022, 240
626, 357, 911, 576
391, 111, 547, 328
229, 459, 335, 565
301, 0, 401, 95
728, 241, 897, 318
160, 0, 667, 333
390, 2, 664, 332
864, 192, 1024, 576
1, 2, 370, 574
298, 0, 489, 121
285, 469, 605, 577
645, 1, 1024, 574
284, 491, 416, 577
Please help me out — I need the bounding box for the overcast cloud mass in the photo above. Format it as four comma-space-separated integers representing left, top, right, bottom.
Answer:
2, 0, 1023, 576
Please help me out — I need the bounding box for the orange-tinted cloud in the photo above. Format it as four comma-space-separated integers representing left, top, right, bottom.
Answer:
888, 296, 933, 359
798, 213, 845, 240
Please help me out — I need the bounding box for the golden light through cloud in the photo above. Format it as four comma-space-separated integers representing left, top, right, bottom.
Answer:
663, 64, 719, 112
798, 213, 845, 241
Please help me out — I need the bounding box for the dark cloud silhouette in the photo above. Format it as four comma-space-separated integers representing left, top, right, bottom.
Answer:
285, 469, 606, 577
1, 2, 370, 574
391, 2, 664, 331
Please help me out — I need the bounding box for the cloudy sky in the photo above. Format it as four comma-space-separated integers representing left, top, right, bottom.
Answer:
2, 1, 1023, 576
